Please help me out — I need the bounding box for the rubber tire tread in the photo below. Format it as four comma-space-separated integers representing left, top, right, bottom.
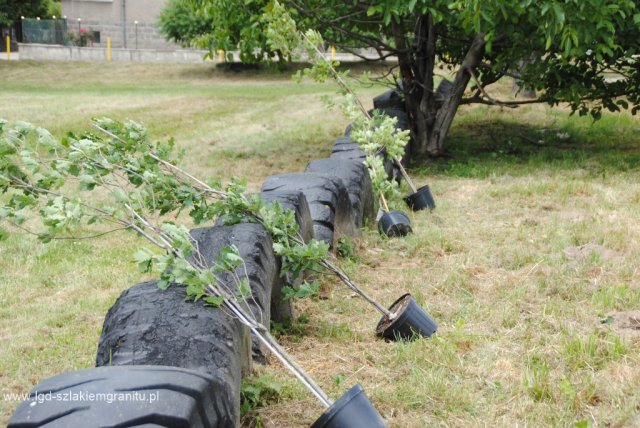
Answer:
373, 88, 405, 112
305, 158, 375, 228
8, 365, 236, 428
188, 224, 277, 360
261, 173, 354, 248
95, 281, 246, 425
330, 137, 396, 182
258, 190, 315, 322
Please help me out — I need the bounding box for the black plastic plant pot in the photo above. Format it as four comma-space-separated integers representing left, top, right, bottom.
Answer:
376, 293, 437, 341
311, 384, 387, 428
378, 210, 412, 237
404, 185, 436, 211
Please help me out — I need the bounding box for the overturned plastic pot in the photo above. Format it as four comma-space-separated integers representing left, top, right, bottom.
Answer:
404, 185, 436, 211
378, 210, 412, 237
311, 384, 387, 428
376, 293, 437, 341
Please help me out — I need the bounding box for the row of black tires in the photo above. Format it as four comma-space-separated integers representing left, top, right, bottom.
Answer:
9, 91, 412, 428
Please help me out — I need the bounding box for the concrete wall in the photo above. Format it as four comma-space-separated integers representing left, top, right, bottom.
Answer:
61, 0, 176, 50
19, 43, 208, 63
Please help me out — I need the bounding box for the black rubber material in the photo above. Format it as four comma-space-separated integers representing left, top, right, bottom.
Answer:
331, 137, 365, 160
259, 190, 315, 245
378, 210, 412, 237
375, 108, 410, 181
330, 137, 396, 183
344, 123, 354, 137
332, 136, 360, 151
310, 384, 387, 428
214, 192, 314, 246
259, 190, 316, 322
376, 293, 438, 341
8, 365, 238, 428
343, 112, 407, 184
371, 108, 410, 132
262, 173, 354, 248
404, 185, 436, 211
95, 281, 247, 425
435, 79, 453, 110
373, 88, 405, 112
305, 158, 375, 228
213, 191, 315, 323
188, 224, 277, 360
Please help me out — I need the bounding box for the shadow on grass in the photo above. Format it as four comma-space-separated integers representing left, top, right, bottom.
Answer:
412, 117, 640, 178
176, 60, 394, 83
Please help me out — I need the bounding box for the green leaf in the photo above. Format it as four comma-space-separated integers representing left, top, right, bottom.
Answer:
282, 281, 319, 300
552, 4, 565, 26
215, 245, 245, 272
236, 277, 252, 301
79, 174, 98, 191
157, 278, 171, 290
38, 232, 54, 243
600, 315, 614, 325
204, 295, 224, 307
133, 248, 154, 273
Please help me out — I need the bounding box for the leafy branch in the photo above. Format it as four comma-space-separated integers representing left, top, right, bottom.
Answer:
2, 118, 397, 318
0, 118, 336, 408
264, 1, 416, 204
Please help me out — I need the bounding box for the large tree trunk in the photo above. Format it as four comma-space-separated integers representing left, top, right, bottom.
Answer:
394, 16, 486, 157
427, 33, 486, 156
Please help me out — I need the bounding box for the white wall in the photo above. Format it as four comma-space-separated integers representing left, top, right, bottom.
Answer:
19, 43, 208, 63
61, 0, 176, 49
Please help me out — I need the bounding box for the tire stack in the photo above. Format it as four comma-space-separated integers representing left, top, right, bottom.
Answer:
9, 87, 420, 428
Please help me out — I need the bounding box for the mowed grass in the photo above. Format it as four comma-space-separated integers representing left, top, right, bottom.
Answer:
1, 60, 639, 427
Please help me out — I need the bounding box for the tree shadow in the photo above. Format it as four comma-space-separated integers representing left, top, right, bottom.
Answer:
413, 118, 640, 177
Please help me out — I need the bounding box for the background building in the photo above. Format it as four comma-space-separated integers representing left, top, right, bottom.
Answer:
61, 0, 176, 49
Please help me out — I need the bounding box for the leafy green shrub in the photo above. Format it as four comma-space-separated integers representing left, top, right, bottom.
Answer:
158, 0, 213, 48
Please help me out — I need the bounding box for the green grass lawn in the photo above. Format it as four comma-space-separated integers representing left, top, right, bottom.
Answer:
1, 60, 639, 427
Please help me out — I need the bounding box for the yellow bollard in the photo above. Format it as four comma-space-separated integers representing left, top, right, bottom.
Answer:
6, 36, 10, 61
218, 49, 224, 62
107, 37, 111, 62
331, 45, 336, 61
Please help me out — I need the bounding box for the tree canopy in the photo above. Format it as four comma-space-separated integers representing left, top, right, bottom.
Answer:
184, 0, 640, 156
158, 0, 213, 48
0, 0, 58, 28
187, 0, 289, 64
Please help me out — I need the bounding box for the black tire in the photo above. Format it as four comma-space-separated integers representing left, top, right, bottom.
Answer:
435, 79, 453, 110
373, 109, 410, 181
261, 173, 354, 248
259, 190, 315, 245
331, 143, 365, 160
373, 88, 405, 112
305, 158, 375, 228
331, 137, 397, 183
95, 281, 247, 425
332, 136, 359, 150
344, 123, 354, 136
188, 224, 277, 360
259, 190, 315, 323
8, 365, 237, 428
373, 108, 410, 131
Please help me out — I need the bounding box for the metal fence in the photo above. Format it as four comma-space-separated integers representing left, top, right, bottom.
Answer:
22, 19, 68, 45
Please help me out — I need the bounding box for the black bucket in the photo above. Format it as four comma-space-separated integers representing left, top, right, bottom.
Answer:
404, 185, 436, 211
376, 294, 437, 341
378, 210, 412, 237
311, 384, 387, 428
